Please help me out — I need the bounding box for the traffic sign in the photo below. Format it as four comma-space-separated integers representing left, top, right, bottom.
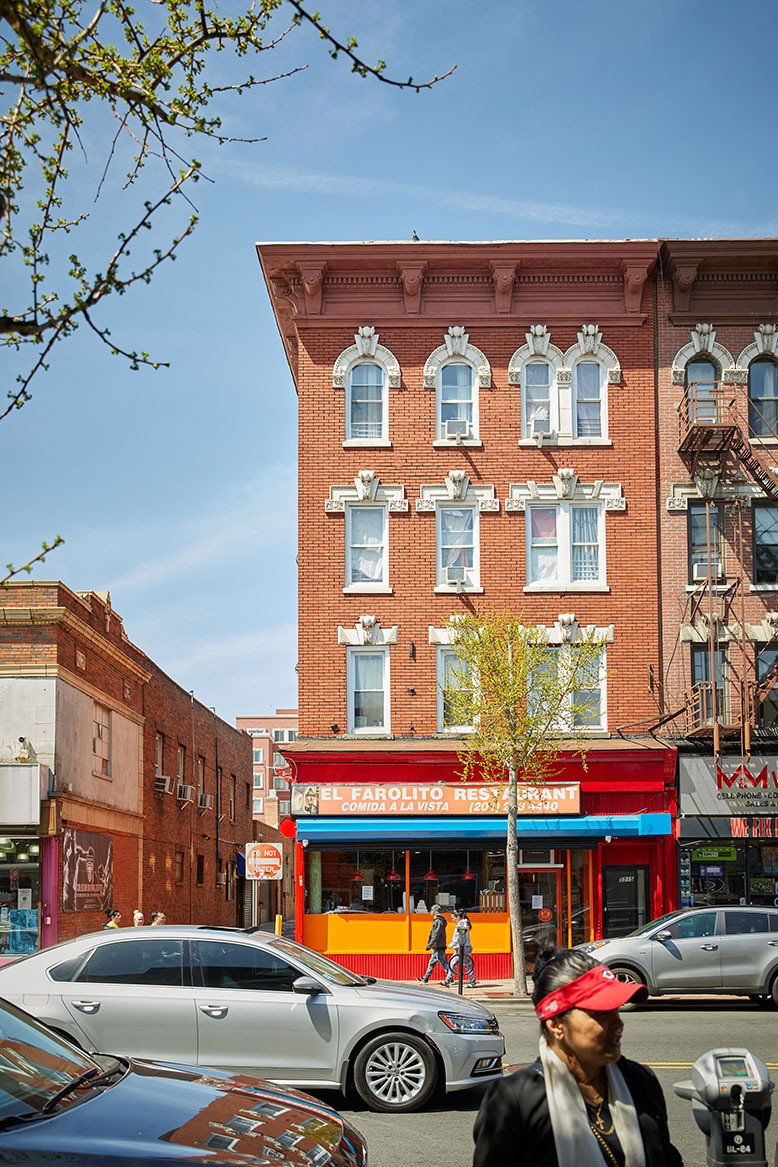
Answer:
245, 842, 283, 880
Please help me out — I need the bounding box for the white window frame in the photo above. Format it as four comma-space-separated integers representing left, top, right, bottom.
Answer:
252, 747, 264, 764
333, 328, 400, 449
253, 795, 264, 815
345, 502, 388, 591
521, 359, 557, 440
347, 646, 390, 735
437, 647, 474, 733
530, 644, 608, 733
346, 360, 387, 443
436, 503, 479, 590
525, 502, 605, 589
436, 360, 478, 442
572, 359, 605, 439
154, 733, 164, 777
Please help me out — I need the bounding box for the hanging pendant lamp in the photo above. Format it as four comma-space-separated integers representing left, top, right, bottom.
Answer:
462, 849, 475, 880
387, 850, 402, 882
422, 850, 437, 882
352, 850, 363, 882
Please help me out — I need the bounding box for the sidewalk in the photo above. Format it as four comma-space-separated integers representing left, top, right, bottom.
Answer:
402, 975, 536, 1008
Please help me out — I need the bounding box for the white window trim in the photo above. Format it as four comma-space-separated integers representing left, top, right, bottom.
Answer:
532, 643, 609, 734
533, 615, 613, 735
346, 646, 391, 735
436, 646, 475, 734
417, 473, 498, 593
671, 325, 736, 386
326, 474, 407, 594
510, 325, 619, 447
344, 501, 389, 592
424, 327, 490, 446
507, 471, 624, 594
435, 502, 480, 592
332, 327, 400, 447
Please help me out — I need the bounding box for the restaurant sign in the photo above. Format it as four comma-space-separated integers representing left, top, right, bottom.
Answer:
291, 782, 580, 817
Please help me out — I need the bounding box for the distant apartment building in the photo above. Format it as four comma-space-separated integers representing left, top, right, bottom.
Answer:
236, 709, 298, 828
0, 581, 254, 951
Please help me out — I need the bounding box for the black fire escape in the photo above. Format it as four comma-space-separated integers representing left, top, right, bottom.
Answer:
677, 380, 778, 758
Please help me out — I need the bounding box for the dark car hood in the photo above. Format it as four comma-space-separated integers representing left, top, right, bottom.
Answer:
0, 1057, 364, 1164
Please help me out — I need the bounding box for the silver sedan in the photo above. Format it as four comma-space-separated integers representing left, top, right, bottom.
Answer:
0, 925, 504, 1113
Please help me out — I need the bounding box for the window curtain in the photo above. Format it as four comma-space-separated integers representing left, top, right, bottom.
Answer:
571, 507, 599, 580
440, 364, 473, 426
440, 508, 474, 568
530, 506, 558, 581
349, 364, 383, 439
349, 508, 384, 583
525, 362, 551, 432
353, 652, 385, 728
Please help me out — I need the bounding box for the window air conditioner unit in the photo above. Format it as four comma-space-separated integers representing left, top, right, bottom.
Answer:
215, 872, 227, 886
154, 775, 174, 795
445, 565, 467, 586
444, 418, 470, 441
198, 792, 214, 810
531, 418, 551, 436
176, 783, 195, 802
692, 560, 723, 582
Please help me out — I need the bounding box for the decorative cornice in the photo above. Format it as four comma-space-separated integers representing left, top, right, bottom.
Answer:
0, 607, 151, 683
416, 478, 499, 512
325, 475, 408, 513
337, 617, 399, 646
506, 473, 625, 511
332, 327, 401, 389
423, 327, 492, 389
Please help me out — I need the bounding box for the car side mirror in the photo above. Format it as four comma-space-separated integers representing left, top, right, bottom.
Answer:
654, 930, 672, 942
292, 975, 325, 995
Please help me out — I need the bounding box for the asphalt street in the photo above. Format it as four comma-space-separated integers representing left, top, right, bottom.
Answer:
320, 998, 778, 1167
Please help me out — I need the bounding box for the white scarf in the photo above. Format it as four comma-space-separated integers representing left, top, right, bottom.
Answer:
539, 1035, 647, 1167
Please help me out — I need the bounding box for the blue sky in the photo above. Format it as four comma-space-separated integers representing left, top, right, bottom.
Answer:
3, 0, 777, 725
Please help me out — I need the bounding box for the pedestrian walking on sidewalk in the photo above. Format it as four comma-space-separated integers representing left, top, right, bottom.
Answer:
445, 908, 477, 987
472, 946, 684, 1167
417, 904, 450, 984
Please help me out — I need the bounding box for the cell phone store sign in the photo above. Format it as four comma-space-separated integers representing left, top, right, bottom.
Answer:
292, 782, 580, 817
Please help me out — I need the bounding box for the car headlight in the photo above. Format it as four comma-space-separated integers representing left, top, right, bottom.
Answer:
438, 1011, 499, 1034
578, 940, 610, 953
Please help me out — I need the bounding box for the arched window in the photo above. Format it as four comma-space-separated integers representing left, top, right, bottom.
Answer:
749, 357, 778, 437
685, 357, 720, 424
347, 362, 386, 442
523, 360, 553, 438
572, 360, 604, 438
437, 361, 476, 441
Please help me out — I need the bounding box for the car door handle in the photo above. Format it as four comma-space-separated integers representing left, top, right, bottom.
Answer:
199, 1004, 228, 1018
71, 1000, 101, 1014
769, 940, 778, 947
699, 944, 719, 951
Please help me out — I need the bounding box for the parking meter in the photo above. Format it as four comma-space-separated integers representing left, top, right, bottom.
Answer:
673, 1048, 773, 1166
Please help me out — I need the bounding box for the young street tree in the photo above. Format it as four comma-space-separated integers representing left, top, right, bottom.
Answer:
0, 0, 453, 421
443, 610, 610, 996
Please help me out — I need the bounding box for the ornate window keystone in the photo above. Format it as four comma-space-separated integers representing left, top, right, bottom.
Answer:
337, 617, 398, 646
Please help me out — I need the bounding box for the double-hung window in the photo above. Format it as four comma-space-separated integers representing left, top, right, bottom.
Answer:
345, 504, 387, 589
438, 363, 475, 440
756, 647, 778, 728
437, 648, 474, 733
523, 361, 553, 439
690, 644, 727, 726
749, 358, 778, 438
573, 362, 603, 438
754, 504, 778, 585
527, 504, 602, 587
347, 362, 386, 441
93, 703, 111, 777
685, 357, 720, 425
347, 648, 389, 734
688, 502, 724, 584
529, 646, 606, 732
438, 504, 476, 588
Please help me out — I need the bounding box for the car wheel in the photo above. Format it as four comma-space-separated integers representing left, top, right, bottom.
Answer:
769, 976, 778, 1008
608, 966, 646, 1012
353, 1031, 437, 1113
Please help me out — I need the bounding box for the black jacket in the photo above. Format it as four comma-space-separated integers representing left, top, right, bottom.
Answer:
425, 915, 447, 951
472, 1057, 683, 1167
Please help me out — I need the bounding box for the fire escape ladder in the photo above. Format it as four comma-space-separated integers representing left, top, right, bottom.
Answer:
730, 427, 778, 503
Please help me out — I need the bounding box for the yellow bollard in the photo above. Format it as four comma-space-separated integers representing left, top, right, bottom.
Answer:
275, 914, 283, 936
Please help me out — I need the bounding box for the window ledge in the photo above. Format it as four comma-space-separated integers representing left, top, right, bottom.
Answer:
518, 438, 612, 448
93, 770, 113, 781
434, 585, 484, 594
523, 584, 610, 593
432, 439, 483, 449
749, 437, 778, 447
343, 584, 393, 595
685, 584, 731, 594
750, 584, 778, 592
342, 438, 392, 448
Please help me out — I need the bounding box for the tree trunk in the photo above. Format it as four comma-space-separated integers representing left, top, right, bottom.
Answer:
506, 760, 527, 996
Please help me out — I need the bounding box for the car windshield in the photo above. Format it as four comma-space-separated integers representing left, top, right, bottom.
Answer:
626, 910, 690, 937
267, 936, 371, 985
0, 998, 98, 1120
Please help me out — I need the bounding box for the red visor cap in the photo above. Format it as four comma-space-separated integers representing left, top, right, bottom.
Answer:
535, 964, 649, 1021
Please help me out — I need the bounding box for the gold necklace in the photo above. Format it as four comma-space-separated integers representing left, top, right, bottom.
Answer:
589, 1122, 620, 1167
590, 1097, 615, 1136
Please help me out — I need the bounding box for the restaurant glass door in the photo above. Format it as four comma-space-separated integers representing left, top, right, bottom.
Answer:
519, 868, 562, 972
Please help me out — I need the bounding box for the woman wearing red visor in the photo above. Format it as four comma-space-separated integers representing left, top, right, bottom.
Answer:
472, 948, 683, 1167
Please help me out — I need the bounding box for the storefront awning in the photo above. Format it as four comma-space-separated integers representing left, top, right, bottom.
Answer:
295, 813, 672, 843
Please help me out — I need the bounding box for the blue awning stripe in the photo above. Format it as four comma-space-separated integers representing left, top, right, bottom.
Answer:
295, 813, 672, 843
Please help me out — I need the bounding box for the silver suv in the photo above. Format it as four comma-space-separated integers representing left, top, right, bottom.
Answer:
577, 906, 778, 1006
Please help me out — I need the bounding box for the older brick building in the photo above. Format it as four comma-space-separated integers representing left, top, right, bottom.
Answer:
0, 581, 253, 949
257, 240, 681, 978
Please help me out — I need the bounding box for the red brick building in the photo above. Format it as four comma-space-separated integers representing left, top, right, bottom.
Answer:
657, 240, 778, 907
0, 581, 254, 950
257, 240, 679, 978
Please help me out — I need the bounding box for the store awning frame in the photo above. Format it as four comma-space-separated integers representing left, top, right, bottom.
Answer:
295, 813, 672, 844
